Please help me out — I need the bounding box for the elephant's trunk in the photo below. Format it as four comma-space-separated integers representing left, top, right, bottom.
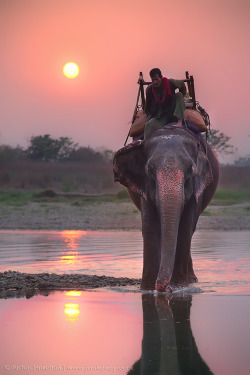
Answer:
155, 168, 184, 292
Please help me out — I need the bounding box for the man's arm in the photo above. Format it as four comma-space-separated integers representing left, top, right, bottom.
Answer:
169, 79, 187, 96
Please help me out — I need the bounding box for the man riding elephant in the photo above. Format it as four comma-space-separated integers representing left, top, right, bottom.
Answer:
144, 68, 186, 139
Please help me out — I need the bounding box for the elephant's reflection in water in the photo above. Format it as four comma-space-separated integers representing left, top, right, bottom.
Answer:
128, 294, 213, 375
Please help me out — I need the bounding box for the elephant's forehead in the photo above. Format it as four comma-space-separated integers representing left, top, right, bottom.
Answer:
160, 135, 180, 140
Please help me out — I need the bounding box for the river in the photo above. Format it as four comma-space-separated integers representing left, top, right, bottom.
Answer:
0, 230, 250, 374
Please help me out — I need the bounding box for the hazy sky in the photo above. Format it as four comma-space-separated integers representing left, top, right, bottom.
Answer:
1, 0, 249, 161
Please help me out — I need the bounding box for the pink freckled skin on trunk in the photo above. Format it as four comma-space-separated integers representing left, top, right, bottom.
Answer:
156, 168, 184, 292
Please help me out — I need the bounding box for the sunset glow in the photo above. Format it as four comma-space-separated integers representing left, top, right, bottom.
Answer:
60, 231, 86, 266
63, 62, 79, 78
64, 303, 80, 321
1, 1, 249, 158
65, 291, 82, 297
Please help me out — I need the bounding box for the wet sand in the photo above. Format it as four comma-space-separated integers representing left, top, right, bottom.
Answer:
0, 271, 140, 297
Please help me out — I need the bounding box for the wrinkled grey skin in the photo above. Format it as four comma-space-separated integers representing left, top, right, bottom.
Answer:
113, 128, 219, 292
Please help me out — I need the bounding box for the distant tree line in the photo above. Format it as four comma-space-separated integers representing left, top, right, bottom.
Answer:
0, 131, 249, 165
0, 135, 114, 164
0, 132, 249, 192
207, 129, 235, 155
207, 129, 250, 166
234, 155, 250, 167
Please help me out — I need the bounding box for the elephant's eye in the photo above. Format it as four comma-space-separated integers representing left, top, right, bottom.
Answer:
146, 164, 155, 180
186, 165, 193, 179
146, 164, 153, 174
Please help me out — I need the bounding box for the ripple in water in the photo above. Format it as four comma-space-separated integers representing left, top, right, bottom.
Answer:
0, 230, 249, 295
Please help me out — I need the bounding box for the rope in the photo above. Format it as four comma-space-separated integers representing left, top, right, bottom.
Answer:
196, 101, 211, 131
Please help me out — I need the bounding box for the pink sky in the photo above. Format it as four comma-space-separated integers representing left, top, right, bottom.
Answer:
0, 0, 249, 161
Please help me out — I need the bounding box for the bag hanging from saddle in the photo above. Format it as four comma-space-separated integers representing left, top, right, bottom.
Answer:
184, 109, 208, 132
130, 109, 147, 137
130, 105, 208, 138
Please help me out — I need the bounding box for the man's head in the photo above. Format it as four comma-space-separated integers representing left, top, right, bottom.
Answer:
150, 68, 162, 88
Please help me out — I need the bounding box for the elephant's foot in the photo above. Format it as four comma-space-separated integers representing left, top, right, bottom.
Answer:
155, 278, 172, 293
188, 273, 198, 283
171, 271, 198, 286
188, 263, 198, 283
141, 280, 156, 291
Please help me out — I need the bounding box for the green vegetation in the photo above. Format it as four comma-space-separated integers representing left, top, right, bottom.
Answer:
234, 155, 250, 167
0, 159, 115, 192
0, 134, 249, 200
116, 189, 130, 199
0, 136, 115, 193
0, 135, 114, 164
0, 189, 130, 207
207, 129, 235, 155
210, 189, 250, 205
0, 190, 34, 206
201, 210, 213, 216
0, 188, 249, 208
26, 135, 78, 161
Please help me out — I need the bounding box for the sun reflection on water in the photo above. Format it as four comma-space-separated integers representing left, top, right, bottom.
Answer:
65, 291, 82, 297
60, 230, 86, 267
64, 290, 82, 322
64, 303, 80, 321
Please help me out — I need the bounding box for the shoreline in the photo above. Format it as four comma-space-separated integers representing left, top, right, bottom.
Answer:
1, 200, 249, 298
0, 224, 250, 231
0, 271, 140, 298
0, 201, 249, 231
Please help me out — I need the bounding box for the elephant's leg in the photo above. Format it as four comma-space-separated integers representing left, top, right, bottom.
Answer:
141, 198, 161, 290
171, 198, 198, 285
188, 253, 198, 283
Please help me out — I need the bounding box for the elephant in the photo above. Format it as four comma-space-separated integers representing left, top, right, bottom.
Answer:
113, 125, 219, 292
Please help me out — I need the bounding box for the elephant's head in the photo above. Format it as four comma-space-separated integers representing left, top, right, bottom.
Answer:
114, 128, 216, 291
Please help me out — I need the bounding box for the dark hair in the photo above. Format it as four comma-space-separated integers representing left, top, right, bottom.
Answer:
149, 68, 162, 78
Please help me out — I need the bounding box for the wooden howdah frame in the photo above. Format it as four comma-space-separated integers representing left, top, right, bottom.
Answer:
124, 71, 196, 146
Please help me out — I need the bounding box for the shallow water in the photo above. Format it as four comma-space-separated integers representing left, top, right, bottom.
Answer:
1, 230, 250, 375
0, 230, 250, 294
0, 290, 250, 375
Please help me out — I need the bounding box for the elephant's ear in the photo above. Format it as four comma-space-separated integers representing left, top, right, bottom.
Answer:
113, 140, 146, 199
194, 147, 214, 202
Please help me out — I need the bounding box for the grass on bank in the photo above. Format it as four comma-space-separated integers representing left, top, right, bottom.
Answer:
210, 189, 250, 205
0, 188, 250, 207
0, 189, 130, 207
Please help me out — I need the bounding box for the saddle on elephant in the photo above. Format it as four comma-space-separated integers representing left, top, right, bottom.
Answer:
128, 71, 209, 140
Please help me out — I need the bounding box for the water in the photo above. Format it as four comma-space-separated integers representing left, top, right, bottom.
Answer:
1, 230, 250, 375
0, 230, 250, 294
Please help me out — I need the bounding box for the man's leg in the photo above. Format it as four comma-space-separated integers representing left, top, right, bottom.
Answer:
173, 92, 185, 120
144, 118, 164, 139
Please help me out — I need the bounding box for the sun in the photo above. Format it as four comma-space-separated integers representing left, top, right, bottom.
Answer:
63, 62, 79, 79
